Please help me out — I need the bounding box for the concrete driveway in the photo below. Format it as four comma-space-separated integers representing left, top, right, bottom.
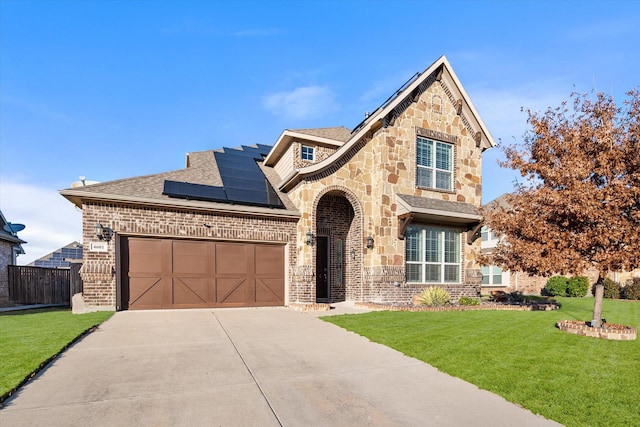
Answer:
0, 307, 560, 426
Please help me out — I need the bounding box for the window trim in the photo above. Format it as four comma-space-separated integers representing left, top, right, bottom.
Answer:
405, 225, 462, 284
416, 136, 454, 191
481, 265, 505, 286
301, 145, 315, 161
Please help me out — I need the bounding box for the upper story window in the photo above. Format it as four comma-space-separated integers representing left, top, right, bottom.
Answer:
481, 226, 498, 242
301, 145, 315, 161
405, 225, 461, 284
416, 136, 453, 191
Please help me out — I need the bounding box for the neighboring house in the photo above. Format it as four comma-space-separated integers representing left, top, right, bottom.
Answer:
28, 242, 83, 268
480, 223, 549, 295
0, 210, 26, 300
60, 55, 497, 312
481, 195, 640, 295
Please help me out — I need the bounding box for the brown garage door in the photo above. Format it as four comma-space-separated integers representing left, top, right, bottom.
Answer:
120, 237, 284, 310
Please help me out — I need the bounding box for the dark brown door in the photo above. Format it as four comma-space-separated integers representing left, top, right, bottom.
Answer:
316, 236, 329, 301
122, 237, 284, 310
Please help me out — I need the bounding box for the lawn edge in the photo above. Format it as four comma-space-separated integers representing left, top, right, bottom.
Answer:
0, 324, 102, 405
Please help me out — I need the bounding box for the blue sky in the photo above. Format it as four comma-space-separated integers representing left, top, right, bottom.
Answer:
1, 0, 638, 264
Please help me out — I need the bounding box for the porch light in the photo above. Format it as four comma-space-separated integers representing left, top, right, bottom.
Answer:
95, 223, 113, 242
305, 230, 315, 246
366, 235, 374, 249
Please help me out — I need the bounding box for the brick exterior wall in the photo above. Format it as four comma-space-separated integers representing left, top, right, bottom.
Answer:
0, 240, 13, 300
81, 202, 298, 310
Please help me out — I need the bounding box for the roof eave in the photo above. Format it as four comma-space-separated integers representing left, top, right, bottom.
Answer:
59, 189, 301, 220
264, 130, 345, 166
396, 194, 480, 224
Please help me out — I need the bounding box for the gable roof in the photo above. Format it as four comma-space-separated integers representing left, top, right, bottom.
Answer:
277, 55, 497, 192
60, 146, 299, 219
263, 126, 351, 166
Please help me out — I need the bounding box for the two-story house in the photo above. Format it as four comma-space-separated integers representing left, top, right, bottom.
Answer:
61, 55, 496, 312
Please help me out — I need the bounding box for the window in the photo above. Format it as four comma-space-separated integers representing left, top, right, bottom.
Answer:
301, 145, 315, 161
481, 265, 503, 286
416, 137, 453, 191
406, 225, 460, 283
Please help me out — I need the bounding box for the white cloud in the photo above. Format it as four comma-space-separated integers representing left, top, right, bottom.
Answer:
262, 85, 338, 120
0, 179, 81, 265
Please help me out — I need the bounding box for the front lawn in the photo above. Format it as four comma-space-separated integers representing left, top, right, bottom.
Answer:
323, 297, 639, 427
0, 308, 113, 400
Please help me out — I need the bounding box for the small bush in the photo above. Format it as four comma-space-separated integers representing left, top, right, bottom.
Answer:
623, 277, 640, 300
544, 276, 568, 296
417, 287, 451, 307
596, 278, 622, 299
458, 296, 480, 306
567, 276, 589, 297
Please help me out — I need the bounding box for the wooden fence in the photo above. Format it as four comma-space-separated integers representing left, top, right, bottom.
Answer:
7, 265, 75, 306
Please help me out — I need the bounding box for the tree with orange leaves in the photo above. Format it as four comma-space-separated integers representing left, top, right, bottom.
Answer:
481, 90, 640, 327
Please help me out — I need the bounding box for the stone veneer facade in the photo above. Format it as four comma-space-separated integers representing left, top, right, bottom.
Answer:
285, 76, 484, 304
81, 202, 298, 309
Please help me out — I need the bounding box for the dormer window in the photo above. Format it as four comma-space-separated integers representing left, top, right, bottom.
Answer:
301, 145, 315, 161
416, 136, 453, 191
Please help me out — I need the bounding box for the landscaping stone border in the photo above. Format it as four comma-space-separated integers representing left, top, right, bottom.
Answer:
355, 301, 559, 312
289, 303, 331, 312
556, 319, 637, 341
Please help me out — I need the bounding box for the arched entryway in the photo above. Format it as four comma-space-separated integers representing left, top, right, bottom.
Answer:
313, 187, 363, 303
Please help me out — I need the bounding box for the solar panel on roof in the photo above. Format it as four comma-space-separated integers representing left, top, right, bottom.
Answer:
162, 144, 284, 209
163, 180, 228, 203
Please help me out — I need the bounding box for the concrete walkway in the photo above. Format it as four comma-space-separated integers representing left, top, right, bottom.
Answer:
0, 307, 560, 426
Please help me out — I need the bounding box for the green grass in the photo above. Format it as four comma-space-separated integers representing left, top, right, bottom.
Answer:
323, 297, 640, 427
0, 308, 113, 399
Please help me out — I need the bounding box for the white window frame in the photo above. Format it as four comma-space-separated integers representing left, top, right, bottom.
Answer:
301, 145, 315, 161
481, 265, 505, 286
416, 136, 453, 191
405, 225, 461, 284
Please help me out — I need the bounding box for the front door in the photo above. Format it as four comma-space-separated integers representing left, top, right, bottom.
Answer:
316, 236, 329, 301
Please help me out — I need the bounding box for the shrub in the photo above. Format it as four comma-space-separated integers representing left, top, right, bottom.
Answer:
417, 287, 451, 307
544, 276, 568, 296
567, 276, 589, 297
623, 277, 640, 300
458, 296, 480, 306
596, 278, 622, 299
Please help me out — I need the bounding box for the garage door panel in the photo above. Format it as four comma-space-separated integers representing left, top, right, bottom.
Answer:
216, 243, 250, 274
173, 241, 213, 275
127, 238, 167, 275
255, 277, 284, 305
216, 277, 250, 305
255, 245, 284, 276
129, 277, 166, 309
173, 277, 212, 306
123, 238, 284, 309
